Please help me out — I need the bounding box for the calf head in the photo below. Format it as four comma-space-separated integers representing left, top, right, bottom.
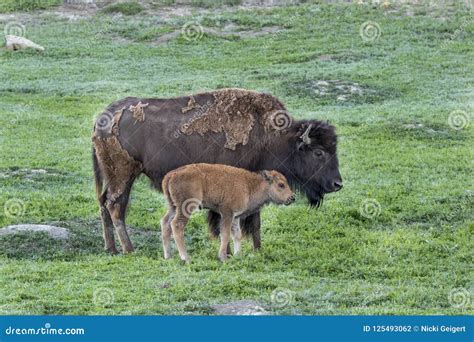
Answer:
261, 170, 295, 205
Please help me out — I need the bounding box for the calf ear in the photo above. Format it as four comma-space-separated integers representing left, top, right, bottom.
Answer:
259, 170, 273, 184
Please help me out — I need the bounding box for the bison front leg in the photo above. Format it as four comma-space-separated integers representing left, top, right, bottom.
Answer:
241, 211, 261, 251
207, 211, 232, 256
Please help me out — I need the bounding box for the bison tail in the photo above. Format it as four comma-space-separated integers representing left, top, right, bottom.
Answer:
92, 146, 103, 200
207, 211, 221, 238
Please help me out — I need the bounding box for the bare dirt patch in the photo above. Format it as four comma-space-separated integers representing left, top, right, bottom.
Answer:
153, 24, 282, 44
315, 51, 380, 63
0, 224, 70, 240
0, 168, 71, 181
285, 79, 398, 105
213, 300, 269, 315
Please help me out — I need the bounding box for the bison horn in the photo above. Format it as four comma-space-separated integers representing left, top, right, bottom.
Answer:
300, 123, 313, 145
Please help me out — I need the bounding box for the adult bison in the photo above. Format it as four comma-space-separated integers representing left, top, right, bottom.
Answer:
92, 88, 342, 254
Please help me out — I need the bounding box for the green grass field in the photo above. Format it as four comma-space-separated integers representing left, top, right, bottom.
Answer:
0, 0, 472, 315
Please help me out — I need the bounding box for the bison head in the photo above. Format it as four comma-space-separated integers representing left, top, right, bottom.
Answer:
284, 120, 342, 207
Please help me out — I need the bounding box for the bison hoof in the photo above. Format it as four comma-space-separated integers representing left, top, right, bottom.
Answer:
105, 246, 119, 255
122, 246, 135, 254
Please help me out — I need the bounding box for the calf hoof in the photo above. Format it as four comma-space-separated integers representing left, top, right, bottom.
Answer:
219, 254, 228, 262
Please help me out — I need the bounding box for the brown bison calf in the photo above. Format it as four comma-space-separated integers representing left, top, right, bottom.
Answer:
161, 163, 295, 262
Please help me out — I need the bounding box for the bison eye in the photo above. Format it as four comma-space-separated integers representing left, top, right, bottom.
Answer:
314, 149, 324, 157
278, 183, 285, 189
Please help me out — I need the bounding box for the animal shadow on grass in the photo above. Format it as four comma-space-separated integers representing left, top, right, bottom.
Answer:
0, 219, 162, 261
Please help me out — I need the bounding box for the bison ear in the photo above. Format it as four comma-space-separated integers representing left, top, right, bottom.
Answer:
259, 170, 274, 184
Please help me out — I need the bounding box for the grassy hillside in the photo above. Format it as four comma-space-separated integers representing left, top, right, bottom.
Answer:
0, 1, 472, 314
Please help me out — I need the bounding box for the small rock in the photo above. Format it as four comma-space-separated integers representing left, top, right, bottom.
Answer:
30, 169, 47, 174
5, 35, 44, 51
0, 224, 69, 240
403, 123, 424, 129
213, 300, 269, 315
349, 85, 363, 95
318, 54, 333, 61
316, 80, 329, 87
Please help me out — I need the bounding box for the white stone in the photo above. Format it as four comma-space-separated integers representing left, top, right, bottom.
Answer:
5, 35, 45, 51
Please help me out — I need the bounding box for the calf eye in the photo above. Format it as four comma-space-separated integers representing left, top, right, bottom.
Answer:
278, 183, 285, 189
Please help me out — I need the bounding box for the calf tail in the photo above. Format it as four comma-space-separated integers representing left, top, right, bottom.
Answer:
161, 175, 172, 205
92, 146, 103, 200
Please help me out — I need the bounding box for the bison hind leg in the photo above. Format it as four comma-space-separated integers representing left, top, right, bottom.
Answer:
98, 190, 118, 254
106, 177, 137, 254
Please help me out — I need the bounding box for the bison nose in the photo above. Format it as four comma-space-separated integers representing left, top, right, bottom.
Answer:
333, 181, 343, 191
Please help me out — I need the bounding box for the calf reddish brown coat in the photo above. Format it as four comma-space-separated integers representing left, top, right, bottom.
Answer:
92, 88, 342, 254
161, 164, 295, 262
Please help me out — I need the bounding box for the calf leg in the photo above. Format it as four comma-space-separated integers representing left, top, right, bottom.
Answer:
160, 207, 175, 259
231, 219, 242, 256
98, 190, 118, 254
219, 214, 233, 262
170, 210, 190, 262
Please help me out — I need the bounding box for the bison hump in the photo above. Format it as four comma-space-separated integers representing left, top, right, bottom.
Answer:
179, 88, 285, 150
